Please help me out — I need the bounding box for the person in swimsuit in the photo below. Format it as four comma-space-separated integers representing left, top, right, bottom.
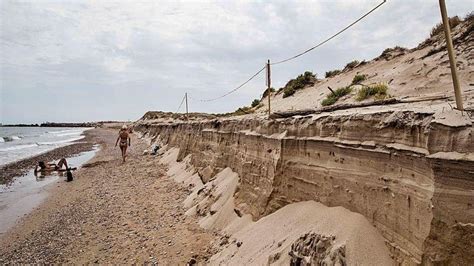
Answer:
115, 125, 131, 162
34, 158, 69, 173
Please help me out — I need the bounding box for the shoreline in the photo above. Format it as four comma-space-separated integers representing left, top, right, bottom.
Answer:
1, 122, 102, 127
0, 146, 100, 234
0, 129, 101, 185
0, 128, 216, 264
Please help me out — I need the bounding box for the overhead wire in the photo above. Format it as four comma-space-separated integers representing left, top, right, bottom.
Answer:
271, 0, 387, 65
175, 94, 186, 113
190, 65, 266, 102
180, 0, 387, 104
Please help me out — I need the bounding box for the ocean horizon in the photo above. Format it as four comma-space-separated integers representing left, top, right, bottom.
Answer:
0, 127, 91, 166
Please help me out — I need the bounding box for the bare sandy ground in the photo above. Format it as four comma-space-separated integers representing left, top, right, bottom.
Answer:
0, 128, 215, 264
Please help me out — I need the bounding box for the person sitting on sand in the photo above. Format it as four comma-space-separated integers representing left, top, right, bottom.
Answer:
34, 158, 69, 173
115, 125, 131, 162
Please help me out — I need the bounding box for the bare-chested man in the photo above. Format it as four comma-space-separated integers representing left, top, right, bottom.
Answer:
115, 125, 131, 162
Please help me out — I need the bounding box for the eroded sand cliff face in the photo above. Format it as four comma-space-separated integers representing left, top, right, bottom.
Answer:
136, 107, 473, 265
135, 17, 473, 265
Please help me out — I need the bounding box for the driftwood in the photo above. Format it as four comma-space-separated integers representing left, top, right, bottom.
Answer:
270, 98, 399, 119
269, 109, 316, 118
270, 94, 452, 119
398, 95, 449, 103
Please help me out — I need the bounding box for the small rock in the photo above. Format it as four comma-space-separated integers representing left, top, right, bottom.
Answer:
187, 258, 197, 265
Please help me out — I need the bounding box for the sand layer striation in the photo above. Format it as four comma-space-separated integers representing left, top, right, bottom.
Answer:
136, 107, 474, 265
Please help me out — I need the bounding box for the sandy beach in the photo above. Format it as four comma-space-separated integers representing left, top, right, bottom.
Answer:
0, 128, 215, 264
1, 3, 472, 264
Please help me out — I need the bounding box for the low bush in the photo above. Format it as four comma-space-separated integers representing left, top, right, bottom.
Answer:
430, 16, 462, 37
283, 87, 296, 98
321, 86, 352, 106
356, 83, 388, 101
379, 46, 408, 60
234, 106, 254, 116
251, 99, 260, 108
465, 11, 474, 22
262, 87, 275, 98
325, 69, 341, 78
351, 74, 367, 85
344, 60, 359, 70
282, 71, 317, 98
321, 97, 337, 106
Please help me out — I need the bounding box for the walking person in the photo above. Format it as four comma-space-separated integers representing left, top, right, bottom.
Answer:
115, 125, 131, 162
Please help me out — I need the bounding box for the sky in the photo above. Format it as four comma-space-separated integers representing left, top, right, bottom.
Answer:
0, 0, 472, 124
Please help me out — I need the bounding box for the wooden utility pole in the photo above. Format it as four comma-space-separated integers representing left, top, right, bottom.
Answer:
185, 92, 189, 118
266, 59, 271, 117
438, 0, 463, 111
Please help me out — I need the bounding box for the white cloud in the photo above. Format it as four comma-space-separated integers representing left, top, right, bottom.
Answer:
103, 56, 131, 72
1, 0, 472, 123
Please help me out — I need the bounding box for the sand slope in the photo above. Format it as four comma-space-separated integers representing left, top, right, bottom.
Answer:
261, 18, 473, 114
159, 147, 393, 265
210, 201, 393, 266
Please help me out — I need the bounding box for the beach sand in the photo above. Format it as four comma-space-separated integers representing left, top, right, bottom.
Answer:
0, 128, 215, 264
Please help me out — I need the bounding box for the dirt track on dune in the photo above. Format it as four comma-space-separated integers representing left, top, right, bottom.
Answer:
0, 128, 216, 264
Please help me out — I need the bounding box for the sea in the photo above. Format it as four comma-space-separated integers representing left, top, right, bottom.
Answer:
0, 127, 91, 166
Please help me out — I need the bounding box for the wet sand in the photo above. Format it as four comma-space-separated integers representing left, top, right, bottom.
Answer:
0, 128, 215, 264
0, 146, 99, 234
0, 129, 99, 185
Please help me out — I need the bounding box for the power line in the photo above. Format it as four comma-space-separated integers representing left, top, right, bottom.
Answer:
175, 94, 186, 113
190, 65, 266, 102
177, 0, 386, 106
271, 0, 387, 65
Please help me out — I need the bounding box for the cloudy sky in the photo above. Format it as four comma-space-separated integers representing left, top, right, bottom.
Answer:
0, 0, 471, 124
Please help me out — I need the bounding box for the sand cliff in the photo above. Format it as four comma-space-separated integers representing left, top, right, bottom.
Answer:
136, 107, 473, 264
134, 18, 473, 265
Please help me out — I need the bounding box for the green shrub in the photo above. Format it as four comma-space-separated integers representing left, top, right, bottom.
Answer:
251, 99, 260, 108
234, 106, 254, 116
325, 69, 341, 78
303, 71, 316, 80
356, 83, 388, 101
282, 71, 317, 98
321, 97, 337, 106
344, 60, 359, 70
352, 74, 367, 85
283, 87, 296, 98
321, 86, 352, 106
262, 87, 275, 98
379, 46, 408, 60
430, 16, 462, 37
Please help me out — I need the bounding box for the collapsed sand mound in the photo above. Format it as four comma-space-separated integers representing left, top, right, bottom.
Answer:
156, 147, 392, 265
209, 201, 393, 265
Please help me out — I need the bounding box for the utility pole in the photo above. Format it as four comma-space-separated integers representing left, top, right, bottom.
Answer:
266, 59, 271, 118
438, 0, 463, 111
185, 92, 189, 118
